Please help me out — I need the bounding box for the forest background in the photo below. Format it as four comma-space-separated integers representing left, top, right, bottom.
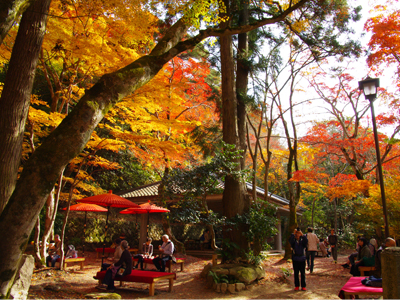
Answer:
0, 0, 399, 297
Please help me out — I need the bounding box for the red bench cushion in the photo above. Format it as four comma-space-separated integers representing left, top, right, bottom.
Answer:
94, 270, 176, 284
96, 248, 115, 253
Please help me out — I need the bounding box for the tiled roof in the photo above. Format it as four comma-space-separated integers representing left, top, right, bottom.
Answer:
117, 181, 292, 208
117, 182, 161, 198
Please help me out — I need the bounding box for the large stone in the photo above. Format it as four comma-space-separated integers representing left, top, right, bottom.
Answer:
220, 283, 227, 293
382, 247, 400, 299
236, 267, 258, 284
200, 263, 213, 278
85, 293, 121, 299
10, 254, 35, 300
215, 283, 221, 293
227, 284, 236, 293
235, 283, 245, 292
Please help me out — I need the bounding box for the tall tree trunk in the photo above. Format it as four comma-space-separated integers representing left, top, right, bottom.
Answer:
201, 194, 218, 250
0, 0, 52, 296
0, 0, 51, 214
236, 2, 249, 171
334, 197, 338, 232
40, 192, 55, 259
60, 185, 74, 271
33, 216, 43, 267
0, 0, 33, 45
220, 0, 249, 259
158, 168, 185, 253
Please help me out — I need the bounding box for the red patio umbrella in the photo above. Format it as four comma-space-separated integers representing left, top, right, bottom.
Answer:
76, 191, 140, 262
120, 201, 170, 239
63, 203, 107, 255
120, 201, 170, 215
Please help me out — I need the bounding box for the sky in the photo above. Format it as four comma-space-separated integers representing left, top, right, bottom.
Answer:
274, 0, 399, 139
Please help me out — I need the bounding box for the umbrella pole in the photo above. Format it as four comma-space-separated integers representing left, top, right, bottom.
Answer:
83, 211, 87, 256
102, 208, 110, 265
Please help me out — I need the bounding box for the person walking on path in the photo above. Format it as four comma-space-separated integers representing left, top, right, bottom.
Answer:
306, 227, 319, 273
289, 228, 308, 291
328, 229, 338, 263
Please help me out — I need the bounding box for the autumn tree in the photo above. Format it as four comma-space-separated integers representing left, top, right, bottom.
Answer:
365, 0, 400, 89
0, 0, 363, 296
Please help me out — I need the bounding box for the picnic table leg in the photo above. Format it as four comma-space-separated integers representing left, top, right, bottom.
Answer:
149, 283, 155, 296
169, 278, 174, 292
80, 260, 84, 270
63, 261, 67, 270
181, 262, 184, 272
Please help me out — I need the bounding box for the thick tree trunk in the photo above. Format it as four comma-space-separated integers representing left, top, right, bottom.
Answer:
0, 0, 51, 295
0, 0, 33, 45
220, 0, 249, 258
0, 0, 51, 213
236, 2, 249, 171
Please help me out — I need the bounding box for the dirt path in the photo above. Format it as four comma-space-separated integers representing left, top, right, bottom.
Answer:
28, 251, 358, 299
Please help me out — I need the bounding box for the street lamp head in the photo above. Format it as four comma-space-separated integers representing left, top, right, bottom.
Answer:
358, 76, 380, 102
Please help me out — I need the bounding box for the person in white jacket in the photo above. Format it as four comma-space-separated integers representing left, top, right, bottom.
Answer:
306, 227, 319, 273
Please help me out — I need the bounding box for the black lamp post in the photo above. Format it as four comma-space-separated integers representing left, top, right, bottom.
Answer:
358, 76, 389, 238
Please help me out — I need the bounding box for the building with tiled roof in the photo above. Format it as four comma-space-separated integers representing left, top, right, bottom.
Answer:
116, 181, 303, 251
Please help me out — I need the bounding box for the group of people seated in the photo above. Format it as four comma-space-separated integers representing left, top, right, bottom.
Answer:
46, 234, 78, 268
100, 234, 175, 292
341, 236, 396, 277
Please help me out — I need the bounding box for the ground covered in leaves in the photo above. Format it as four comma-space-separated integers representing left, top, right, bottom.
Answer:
28, 250, 369, 299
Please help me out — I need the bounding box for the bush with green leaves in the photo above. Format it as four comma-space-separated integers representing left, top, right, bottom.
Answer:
228, 200, 278, 257
209, 271, 240, 284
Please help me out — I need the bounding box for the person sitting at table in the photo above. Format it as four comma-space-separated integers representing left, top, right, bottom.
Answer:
153, 234, 174, 272
371, 237, 396, 278
319, 238, 328, 257
46, 234, 62, 267
102, 240, 133, 292
66, 244, 78, 258
134, 237, 153, 270
101, 238, 122, 271
350, 237, 371, 276
342, 236, 361, 269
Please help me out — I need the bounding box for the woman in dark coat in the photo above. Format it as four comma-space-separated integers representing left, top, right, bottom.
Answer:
289, 229, 308, 291
102, 240, 133, 292
350, 237, 371, 276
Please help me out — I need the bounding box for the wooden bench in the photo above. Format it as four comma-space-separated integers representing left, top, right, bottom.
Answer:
133, 257, 186, 272
56, 257, 85, 270
64, 257, 85, 270
94, 269, 176, 296
338, 276, 382, 299
359, 266, 376, 276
